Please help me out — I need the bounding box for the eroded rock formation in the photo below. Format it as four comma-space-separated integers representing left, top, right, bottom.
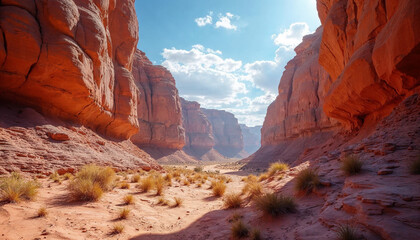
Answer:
202, 108, 244, 158
131, 50, 185, 149
240, 124, 261, 155
0, 0, 140, 139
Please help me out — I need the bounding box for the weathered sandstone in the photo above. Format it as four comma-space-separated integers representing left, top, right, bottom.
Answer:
240, 124, 261, 155
131, 50, 185, 149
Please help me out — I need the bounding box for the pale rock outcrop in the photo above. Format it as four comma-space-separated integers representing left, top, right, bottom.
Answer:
240, 124, 261, 155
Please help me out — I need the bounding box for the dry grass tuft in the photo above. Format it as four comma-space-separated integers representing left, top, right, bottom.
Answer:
173, 197, 183, 207
50, 171, 60, 183
63, 173, 73, 180
212, 181, 226, 197
138, 176, 154, 193
131, 174, 141, 183
111, 223, 124, 234
118, 207, 130, 219
37, 207, 47, 217
255, 193, 296, 217
231, 220, 249, 239
120, 182, 130, 189
294, 168, 320, 193
224, 193, 243, 209
157, 196, 169, 205
268, 162, 289, 176
194, 166, 203, 173
337, 225, 359, 240
0, 173, 39, 203
250, 229, 262, 240
68, 165, 115, 201
258, 173, 269, 182
341, 155, 363, 176
241, 181, 263, 199
154, 175, 165, 196
123, 194, 134, 205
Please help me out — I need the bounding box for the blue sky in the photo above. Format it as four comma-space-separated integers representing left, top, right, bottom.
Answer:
135, 0, 320, 126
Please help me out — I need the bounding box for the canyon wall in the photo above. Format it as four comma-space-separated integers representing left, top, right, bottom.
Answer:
0, 0, 140, 139
131, 50, 185, 149
201, 108, 244, 158
240, 124, 261, 155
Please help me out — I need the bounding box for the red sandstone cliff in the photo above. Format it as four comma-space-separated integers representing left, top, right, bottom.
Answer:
201, 108, 244, 158
131, 50, 185, 149
0, 0, 140, 139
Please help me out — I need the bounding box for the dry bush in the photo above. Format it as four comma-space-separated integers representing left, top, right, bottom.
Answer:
157, 196, 169, 205
37, 207, 47, 217
268, 162, 289, 176
250, 229, 262, 240
341, 155, 363, 176
241, 181, 263, 199
196, 183, 202, 188
123, 194, 134, 205
173, 197, 183, 207
228, 212, 243, 223
0, 173, 39, 203
118, 207, 130, 219
49, 171, 60, 183
194, 166, 203, 173
68, 165, 115, 201
182, 179, 190, 186
294, 168, 320, 193
337, 225, 359, 240
112, 223, 124, 234
120, 182, 130, 189
231, 220, 249, 239
154, 175, 165, 196
223, 193, 242, 208
258, 173, 269, 182
138, 176, 154, 193
164, 173, 172, 183
131, 174, 141, 183
255, 193, 296, 217
212, 181, 226, 197
63, 173, 73, 180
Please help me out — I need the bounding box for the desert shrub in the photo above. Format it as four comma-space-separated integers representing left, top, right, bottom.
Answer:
250, 229, 262, 240
255, 193, 296, 217
50, 171, 60, 183
131, 174, 141, 183
337, 225, 359, 240
194, 166, 203, 173
123, 194, 134, 205
231, 220, 249, 239
0, 173, 39, 203
154, 175, 165, 196
138, 176, 154, 193
196, 183, 202, 188
212, 181, 226, 197
294, 168, 320, 193
118, 207, 130, 219
173, 197, 183, 207
182, 178, 190, 186
258, 173, 269, 182
241, 181, 263, 199
112, 223, 124, 234
224, 193, 242, 209
341, 155, 363, 176
120, 182, 130, 189
157, 196, 168, 205
268, 162, 289, 176
63, 173, 73, 180
68, 165, 115, 201
37, 207, 47, 217
228, 212, 243, 223
164, 173, 172, 183
409, 156, 420, 175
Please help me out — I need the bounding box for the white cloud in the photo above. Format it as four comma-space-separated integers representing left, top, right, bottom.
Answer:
215, 12, 238, 30
195, 12, 213, 27
272, 22, 311, 50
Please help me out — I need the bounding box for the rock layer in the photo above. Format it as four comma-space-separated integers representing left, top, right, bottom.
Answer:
319, 0, 420, 129
240, 124, 261, 155
202, 108, 244, 158
0, 0, 139, 139
131, 50, 185, 149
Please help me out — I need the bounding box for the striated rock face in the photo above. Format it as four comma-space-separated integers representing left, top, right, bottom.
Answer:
240, 124, 261, 155
202, 108, 243, 158
319, 0, 420, 129
0, 0, 140, 139
261, 27, 340, 147
181, 98, 215, 152
131, 50, 185, 149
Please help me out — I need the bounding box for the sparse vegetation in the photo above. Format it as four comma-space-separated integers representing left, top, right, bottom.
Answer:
154, 175, 165, 196
337, 225, 359, 240
49, 171, 60, 183
123, 194, 134, 205
258, 173, 269, 182
118, 207, 130, 219
212, 181, 226, 197
37, 207, 48, 217
120, 182, 130, 189
173, 197, 183, 207
241, 181, 263, 199
255, 193, 296, 217
341, 155, 363, 176
0, 173, 39, 203
112, 223, 124, 234
131, 174, 141, 183
268, 162, 289, 176
224, 193, 243, 208
229, 212, 243, 223
138, 176, 154, 193
63, 173, 73, 180
231, 220, 249, 239
294, 168, 320, 193
68, 165, 115, 201
409, 156, 420, 175
250, 229, 262, 240
157, 196, 169, 205
194, 166, 203, 173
